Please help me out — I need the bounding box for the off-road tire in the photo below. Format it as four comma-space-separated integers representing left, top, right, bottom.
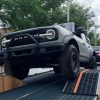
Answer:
87, 56, 97, 69
53, 67, 61, 73
60, 45, 80, 80
4, 55, 29, 80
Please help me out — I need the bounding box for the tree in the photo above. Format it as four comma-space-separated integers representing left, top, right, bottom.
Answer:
62, 3, 92, 28
88, 32, 100, 46
88, 32, 96, 45
0, 0, 50, 30
70, 3, 90, 28
0, 0, 93, 31
96, 39, 100, 45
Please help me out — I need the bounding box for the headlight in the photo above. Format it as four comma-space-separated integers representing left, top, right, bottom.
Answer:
1, 37, 11, 47
46, 29, 55, 40
39, 29, 55, 40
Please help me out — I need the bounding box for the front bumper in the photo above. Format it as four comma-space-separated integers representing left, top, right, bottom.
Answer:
6, 43, 65, 67
7, 43, 65, 58
4, 33, 66, 67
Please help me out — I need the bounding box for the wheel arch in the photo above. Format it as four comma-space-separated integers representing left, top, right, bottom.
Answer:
65, 39, 80, 54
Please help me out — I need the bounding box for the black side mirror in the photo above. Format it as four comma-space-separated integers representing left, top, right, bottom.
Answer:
76, 27, 86, 34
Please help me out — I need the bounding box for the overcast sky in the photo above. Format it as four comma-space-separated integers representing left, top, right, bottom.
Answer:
75, 0, 100, 33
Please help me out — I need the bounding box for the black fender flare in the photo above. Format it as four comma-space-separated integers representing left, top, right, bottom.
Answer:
62, 36, 80, 54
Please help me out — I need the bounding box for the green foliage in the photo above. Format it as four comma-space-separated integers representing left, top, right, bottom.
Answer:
96, 39, 100, 45
69, 3, 90, 28
40, 0, 65, 10
88, 32, 100, 46
88, 32, 95, 45
0, 0, 93, 31
0, 0, 50, 30
61, 3, 92, 28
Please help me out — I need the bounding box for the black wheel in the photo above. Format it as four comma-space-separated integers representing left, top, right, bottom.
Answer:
53, 67, 61, 73
87, 56, 97, 69
4, 57, 29, 80
60, 45, 80, 79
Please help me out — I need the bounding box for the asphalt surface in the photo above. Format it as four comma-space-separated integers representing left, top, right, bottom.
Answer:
0, 67, 100, 100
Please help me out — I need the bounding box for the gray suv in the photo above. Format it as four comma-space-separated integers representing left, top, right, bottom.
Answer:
1, 22, 96, 80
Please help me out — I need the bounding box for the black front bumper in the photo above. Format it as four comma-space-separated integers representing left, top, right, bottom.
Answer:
7, 43, 65, 58
5, 33, 65, 67
6, 44, 65, 67
6, 33, 65, 58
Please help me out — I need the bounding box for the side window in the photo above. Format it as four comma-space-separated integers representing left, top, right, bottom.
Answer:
81, 33, 87, 42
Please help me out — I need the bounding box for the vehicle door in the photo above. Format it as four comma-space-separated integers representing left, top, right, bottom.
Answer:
73, 33, 89, 61
85, 36, 94, 57
80, 33, 91, 59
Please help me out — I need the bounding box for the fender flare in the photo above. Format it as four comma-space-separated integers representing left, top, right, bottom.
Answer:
62, 36, 80, 54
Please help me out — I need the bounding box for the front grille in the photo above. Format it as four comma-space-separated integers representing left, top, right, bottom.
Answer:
8, 35, 36, 47
7, 28, 58, 47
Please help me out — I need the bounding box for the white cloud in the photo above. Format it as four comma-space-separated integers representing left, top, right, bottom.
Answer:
91, 1, 100, 9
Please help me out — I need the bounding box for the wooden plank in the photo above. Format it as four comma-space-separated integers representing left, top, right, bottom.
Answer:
0, 75, 25, 93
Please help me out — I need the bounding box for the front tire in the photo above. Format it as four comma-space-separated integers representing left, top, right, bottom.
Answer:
87, 56, 97, 69
53, 67, 61, 73
60, 45, 80, 80
4, 57, 29, 80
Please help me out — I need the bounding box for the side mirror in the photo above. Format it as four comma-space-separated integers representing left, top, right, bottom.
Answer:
76, 27, 86, 34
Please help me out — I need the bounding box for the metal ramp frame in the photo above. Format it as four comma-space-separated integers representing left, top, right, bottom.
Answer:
54, 94, 97, 100
62, 69, 100, 100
